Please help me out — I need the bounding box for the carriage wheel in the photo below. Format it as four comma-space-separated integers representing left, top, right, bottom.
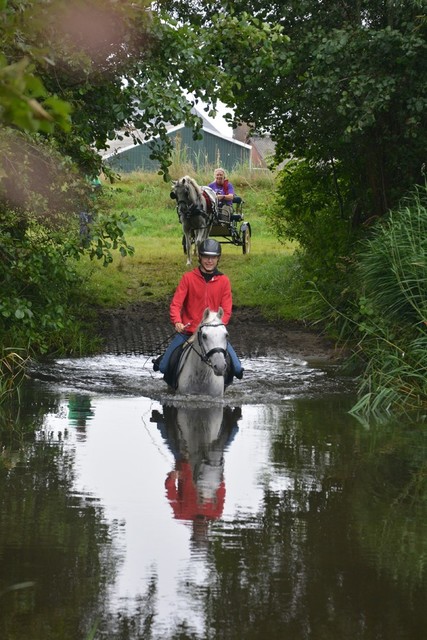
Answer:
242, 227, 251, 254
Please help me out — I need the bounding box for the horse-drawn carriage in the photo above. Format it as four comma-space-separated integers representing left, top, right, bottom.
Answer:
170, 176, 251, 264
209, 196, 251, 255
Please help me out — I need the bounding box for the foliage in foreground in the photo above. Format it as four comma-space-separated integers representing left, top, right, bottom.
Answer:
0, 350, 28, 404
1, 0, 284, 177
346, 186, 427, 418
0, 132, 135, 362
268, 158, 427, 418
0, 208, 134, 358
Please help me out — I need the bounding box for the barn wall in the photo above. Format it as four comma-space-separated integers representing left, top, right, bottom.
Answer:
104, 127, 251, 173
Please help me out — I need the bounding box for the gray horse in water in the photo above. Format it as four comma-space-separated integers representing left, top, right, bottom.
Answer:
175, 308, 228, 397
170, 175, 217, 265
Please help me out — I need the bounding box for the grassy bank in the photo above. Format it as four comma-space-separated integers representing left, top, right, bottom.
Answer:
78, 169, 303, 320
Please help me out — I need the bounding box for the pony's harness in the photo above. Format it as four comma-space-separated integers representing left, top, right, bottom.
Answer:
175, 187, 217, 227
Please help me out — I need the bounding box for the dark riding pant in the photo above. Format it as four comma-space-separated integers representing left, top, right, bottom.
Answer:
159, 333, 189, 374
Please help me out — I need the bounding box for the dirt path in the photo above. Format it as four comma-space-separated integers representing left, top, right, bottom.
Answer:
96, 302, 343, 364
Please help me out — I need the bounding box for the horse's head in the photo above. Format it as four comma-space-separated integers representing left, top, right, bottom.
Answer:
170, 176, 191, 198
197, 308, 228, 377
170, 176, 204, 220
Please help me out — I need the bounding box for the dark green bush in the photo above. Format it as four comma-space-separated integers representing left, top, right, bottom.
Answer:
0, 215, 85, 354
268, 158, 360, 327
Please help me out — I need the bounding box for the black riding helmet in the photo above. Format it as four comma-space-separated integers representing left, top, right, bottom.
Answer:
198, 239, 221, 257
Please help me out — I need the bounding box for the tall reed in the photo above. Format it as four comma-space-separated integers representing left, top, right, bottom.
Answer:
0, 349, 29, 404
350, 185, 427, 417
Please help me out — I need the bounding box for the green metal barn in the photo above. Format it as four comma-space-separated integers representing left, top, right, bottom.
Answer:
103, 117, 252, 174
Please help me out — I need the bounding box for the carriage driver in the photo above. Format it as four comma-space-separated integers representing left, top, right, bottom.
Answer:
152, 239, 244, 381
208, 167, 235, 221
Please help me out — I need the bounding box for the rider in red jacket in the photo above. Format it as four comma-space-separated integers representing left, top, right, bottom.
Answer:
169, 264, 232, 332
153, 239, 243, 380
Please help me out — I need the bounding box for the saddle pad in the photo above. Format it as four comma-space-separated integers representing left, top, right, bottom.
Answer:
202, 186, 219, 219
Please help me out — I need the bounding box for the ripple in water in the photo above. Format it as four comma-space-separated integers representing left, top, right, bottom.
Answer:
29, 352, 352, 404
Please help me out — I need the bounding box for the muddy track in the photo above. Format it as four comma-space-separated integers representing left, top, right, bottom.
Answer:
96, 302, 342, 363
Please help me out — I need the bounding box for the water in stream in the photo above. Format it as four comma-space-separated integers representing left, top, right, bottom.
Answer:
0, 353, 425, 639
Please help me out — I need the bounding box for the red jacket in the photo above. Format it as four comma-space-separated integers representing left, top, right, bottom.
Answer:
165, 462, 225, 520
169, 267, 232, 333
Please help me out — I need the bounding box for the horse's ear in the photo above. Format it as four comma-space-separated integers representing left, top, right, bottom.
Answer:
202, 308, 210, 321
217, 307, 224, 319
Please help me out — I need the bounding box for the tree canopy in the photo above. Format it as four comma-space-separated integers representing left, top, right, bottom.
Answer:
0, 0, 284, 178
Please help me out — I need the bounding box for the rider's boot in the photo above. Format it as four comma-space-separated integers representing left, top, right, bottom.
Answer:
152, 356, 161, 372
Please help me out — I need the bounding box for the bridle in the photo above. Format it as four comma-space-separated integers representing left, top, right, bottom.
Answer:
197, 322, 228, 367
181, 322, 227, 370
179, 200, 206, 220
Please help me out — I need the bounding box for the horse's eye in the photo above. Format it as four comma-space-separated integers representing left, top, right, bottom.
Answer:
201, 332, 207, 341
170, 192, 176, 199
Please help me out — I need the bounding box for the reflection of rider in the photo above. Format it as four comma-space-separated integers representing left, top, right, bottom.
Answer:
152, 239, 243, 381
165, 463, 225, 520
151, 405, 241, 526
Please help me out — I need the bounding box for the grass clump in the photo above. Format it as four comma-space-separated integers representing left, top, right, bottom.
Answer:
349, 185, 427, 418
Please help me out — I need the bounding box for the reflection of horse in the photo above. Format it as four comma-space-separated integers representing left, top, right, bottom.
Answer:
151, 404, 241, 532
173, 308, 229, 397
170, 175, 217, 265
